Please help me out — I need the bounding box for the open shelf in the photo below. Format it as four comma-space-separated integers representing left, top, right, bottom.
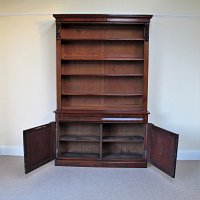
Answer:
60, 135, 99, 142
61, 40, 144, 60
60, 23, 145, 41
59, 153, 100, 159
102, 153, 143, 160
102, 136, 144, 143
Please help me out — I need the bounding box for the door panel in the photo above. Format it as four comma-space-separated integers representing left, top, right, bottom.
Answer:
23, 122, 56, 174
147, 123, 179, 178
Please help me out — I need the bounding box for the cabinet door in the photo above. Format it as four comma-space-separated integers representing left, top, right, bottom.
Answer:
147, 123, 179, 178
23, 122, 56, 174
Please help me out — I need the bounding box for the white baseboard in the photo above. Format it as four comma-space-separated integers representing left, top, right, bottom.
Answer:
0, 146, 24, 156
0, 146, 200, 160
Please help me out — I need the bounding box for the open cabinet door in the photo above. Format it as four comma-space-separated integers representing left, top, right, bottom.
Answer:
147, 123, 179, 178
23, 122, 56, 174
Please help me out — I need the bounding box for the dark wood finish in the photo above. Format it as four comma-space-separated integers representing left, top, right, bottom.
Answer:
23, 122, 56, 173
102, 136, 144, 143
60, 135, 100, 142
147, 123, 179, 178
48, 14, 179, 177
54, 14, 152, 168
23, 14, 180, 178
55, 158, 147, 168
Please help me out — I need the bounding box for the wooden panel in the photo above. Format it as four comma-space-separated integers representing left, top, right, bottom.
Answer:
60, 136, 99, 142
102, 153, 143, 160
60, 142, 99, 154
61, 96, 102, 108
103, 123, 145, 137
61, 61, 143, 75
103, 96, 143, 108
102, 143, 144, 154
61, 96, 143, 110
104, 61, 143, 75
62, 41, 101, 60
104, 41, 144, 59
104, 77, 143, 94
102, 136, 144, 143
105, 25, 144, 40
23, 122, 56, 174
61, 61, 101, 75
53, 14, 153, 24
62, 41, 143, 60
147, 123, 179, 178
61, 25, 144, 40
62, 76, 101, 94
61, 25, 102, 39
60, 123, 100, 136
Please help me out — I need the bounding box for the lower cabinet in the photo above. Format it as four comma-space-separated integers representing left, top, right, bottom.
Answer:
23, 116, 179, 178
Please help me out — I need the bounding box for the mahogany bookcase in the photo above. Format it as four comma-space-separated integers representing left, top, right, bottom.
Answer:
23, 14, 179, 178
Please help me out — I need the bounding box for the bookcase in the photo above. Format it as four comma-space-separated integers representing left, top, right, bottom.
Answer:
23, 14, 179, 178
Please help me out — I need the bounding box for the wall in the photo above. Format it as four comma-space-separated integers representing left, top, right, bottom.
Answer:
0, 0, 200, 159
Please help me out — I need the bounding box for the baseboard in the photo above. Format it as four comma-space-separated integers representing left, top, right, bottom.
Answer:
0, 146, 200, 160
0, 146, 23, 156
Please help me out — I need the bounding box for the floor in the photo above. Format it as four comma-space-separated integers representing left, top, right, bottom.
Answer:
0, 156, 200, 200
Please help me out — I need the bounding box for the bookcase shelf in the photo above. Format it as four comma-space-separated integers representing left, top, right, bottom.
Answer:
61, 93, 143, 96
60, 135, 100, 142
61, 73, 144, 77
102, 136, 144, 143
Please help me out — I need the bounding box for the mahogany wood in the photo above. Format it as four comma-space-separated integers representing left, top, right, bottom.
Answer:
23, 14, 179, 178
23, 122, 56, 173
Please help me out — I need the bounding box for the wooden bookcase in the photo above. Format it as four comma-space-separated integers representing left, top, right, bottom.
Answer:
23, 15, 179, 178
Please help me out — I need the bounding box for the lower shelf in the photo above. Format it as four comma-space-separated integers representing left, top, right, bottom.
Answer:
55, 156, 147, 168
58, 152, 143, 161
102, 153, 143, 160
58, 152, 99, 159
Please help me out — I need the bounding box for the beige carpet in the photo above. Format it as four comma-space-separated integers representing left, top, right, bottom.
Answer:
0, 156, 199, 200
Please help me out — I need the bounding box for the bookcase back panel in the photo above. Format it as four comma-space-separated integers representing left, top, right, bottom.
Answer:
103, 143, 144, 154
62, 77, 101, 94
103, 124, 145, 137
104, 41, 144, 59
104, 25, 144, 40
61, 25, 101, 40
103, 96, 143, 109
104, 77, 143, 94
61, 41, 144, 60
104, 61, 143, 75
62, 96, 102, 108
62, 61, 102, 75
61, 60, 143, 75
60, 142, 99, 154
62, 41, 101, 60
60, 123, 100, 137
61, 25, 144, 40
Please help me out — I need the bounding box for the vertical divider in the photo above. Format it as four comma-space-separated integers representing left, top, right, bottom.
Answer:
100, 123, 103, 159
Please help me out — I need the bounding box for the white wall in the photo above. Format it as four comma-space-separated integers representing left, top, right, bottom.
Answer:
0, 0, 200, 159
